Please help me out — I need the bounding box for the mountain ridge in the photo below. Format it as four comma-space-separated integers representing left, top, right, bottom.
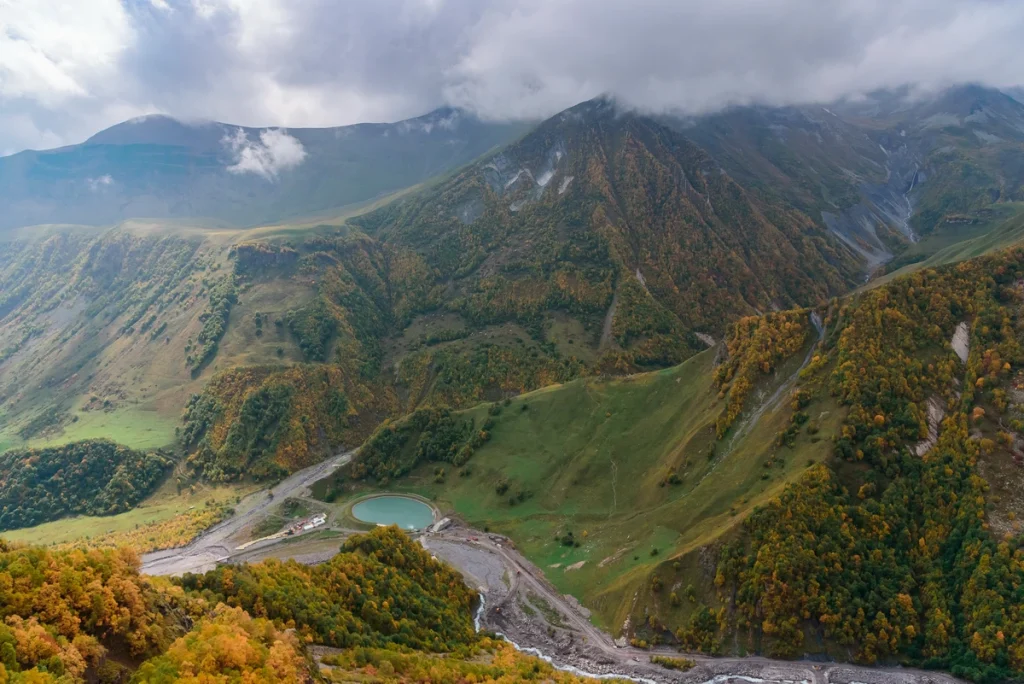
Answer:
80, 106, 479, 149
0, 107, 530, 231
357, 95, 862, 336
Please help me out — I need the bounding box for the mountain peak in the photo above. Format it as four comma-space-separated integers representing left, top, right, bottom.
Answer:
85, 114, 224, 149
393, 106, 469, 135
927, 82, 1023, 115
559, 94, 622, 121
0, 106, 528, 231
831, 83, 1024, 126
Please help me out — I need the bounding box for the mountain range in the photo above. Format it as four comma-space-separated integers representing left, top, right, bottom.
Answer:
4, 84, 1024, 456
0, 108, 529, 230
3, 83, 1024, 682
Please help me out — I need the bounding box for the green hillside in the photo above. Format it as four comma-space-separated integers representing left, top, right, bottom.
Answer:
651, 247, 1024, 681
869, 202, 1024, 287
167, 99, 875, 484
0, 439, 172, 531
6, 91, 1024, 681
314, 312, 840, 628
0, 223, 314, 454
7, 87, 1024, 465
357, 98, 861, 339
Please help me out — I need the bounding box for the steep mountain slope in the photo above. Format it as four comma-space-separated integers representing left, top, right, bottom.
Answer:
0, 224, 322, 454
356, 98, 862, 340
7, 89, 1024, 530
5, 91, 1024, 683
676, 85, 1024, 270
0, 109, 528, 230
673, 247, 1024, 681
676, 104, 903, 267
831, 86, 1024, 250
165, 102, 876, 482
0, 98, 861, 474
312, 322, 835, 620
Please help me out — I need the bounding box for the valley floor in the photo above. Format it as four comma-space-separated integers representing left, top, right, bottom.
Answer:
139, 453, 965, 684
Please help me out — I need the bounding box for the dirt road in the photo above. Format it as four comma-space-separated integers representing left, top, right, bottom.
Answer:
141, 450, 353, 576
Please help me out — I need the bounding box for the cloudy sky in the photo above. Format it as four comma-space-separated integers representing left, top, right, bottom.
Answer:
2, 0, 1024, 155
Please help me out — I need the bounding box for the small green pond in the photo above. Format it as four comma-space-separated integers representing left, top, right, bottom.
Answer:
351, 495, 434, 530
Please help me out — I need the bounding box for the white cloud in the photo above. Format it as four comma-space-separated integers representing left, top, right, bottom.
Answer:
0, 0, 131, 104
2, 0, 1024, 153
87, 174, 113, 191
442, 0, 1024, 119
222, 127, 307, 180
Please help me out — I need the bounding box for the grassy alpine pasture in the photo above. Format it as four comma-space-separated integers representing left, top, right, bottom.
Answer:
24, 404, 180, 451
344, 341, 842, 631
0, 218, 326, 454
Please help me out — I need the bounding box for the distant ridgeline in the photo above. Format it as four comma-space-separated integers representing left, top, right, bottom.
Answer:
0, 439, 171, 531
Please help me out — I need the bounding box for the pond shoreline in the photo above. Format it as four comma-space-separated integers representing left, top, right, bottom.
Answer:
348, 493, 438, 530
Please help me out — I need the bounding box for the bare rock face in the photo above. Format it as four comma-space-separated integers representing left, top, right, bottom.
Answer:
914, 395, 947, 456
694, 332, 716, 347
951, 321, 970, 363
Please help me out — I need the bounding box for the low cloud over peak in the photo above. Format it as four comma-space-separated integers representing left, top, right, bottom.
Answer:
222, 128, 307, 180
2, 0, 1024, 153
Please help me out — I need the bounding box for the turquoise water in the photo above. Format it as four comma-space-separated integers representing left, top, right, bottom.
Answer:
351, 496, 434, 530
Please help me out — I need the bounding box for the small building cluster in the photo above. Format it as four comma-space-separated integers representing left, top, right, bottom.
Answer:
288, 513, 327, 535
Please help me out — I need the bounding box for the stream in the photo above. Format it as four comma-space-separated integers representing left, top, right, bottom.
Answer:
474, 594, 659, 684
